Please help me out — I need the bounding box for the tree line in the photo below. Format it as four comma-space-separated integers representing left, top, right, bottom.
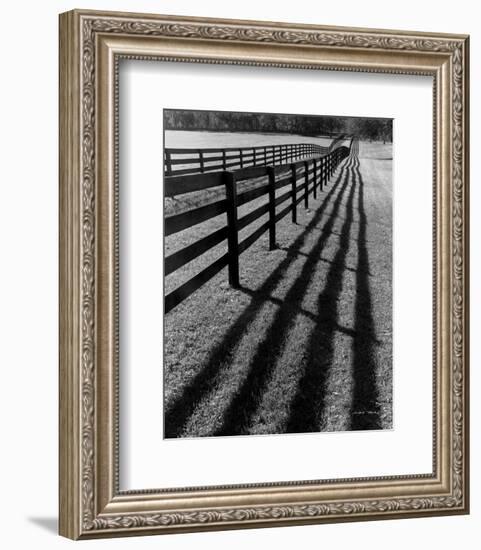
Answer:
164, 109, 392, 142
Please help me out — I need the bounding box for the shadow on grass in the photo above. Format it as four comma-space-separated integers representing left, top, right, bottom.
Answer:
286, 155, 382, 433
349, 157, 382, 430
277, 246, 372, 277
284, 158, 357, 433
164, 157, 352, 438
214, 158, 354, 436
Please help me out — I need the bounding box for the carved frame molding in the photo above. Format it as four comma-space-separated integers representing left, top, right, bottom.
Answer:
59, 9, 469, 539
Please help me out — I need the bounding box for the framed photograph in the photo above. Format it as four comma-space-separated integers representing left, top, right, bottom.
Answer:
59, 9, 469, 539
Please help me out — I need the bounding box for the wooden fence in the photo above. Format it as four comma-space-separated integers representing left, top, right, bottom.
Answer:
164, 142, 328, 177
165, 145, 351, 313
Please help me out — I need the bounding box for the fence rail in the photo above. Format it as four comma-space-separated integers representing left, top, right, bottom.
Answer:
165, 144, 351, 313
164, 142, 329, 177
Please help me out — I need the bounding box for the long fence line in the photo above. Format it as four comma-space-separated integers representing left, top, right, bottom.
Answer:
328, 133, 348, 153
164, 142, 328, 177
164, 142, 352, 313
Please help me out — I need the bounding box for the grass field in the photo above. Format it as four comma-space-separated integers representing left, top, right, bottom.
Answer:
165, 130, 336, 149
164, 131, 351, 217
164, 137, 393, 439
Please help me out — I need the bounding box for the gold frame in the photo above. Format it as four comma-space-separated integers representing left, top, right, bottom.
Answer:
59, 9, 469, 540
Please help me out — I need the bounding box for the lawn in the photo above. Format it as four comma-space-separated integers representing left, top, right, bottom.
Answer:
163, 141, 393, 439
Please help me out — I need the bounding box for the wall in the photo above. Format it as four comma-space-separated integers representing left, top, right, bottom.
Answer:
0, 1, 477, 548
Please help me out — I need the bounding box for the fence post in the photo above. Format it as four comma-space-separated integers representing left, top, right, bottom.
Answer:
224, 171, 240, 288
165, 150, 172, 176
304, 161, 309, 208
313, 159, 317, 199
264, 147, 267, 165
267, 166, 277, 250
222, 150, 227, 170
291, 164, 297, 224
198, 150, 204, 173
253, 147, 257, 166
320, 157, 324, 191
240, 149, 244, 169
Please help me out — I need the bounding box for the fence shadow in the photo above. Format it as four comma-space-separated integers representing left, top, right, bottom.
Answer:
214, 158, 354, 436
349, 157, 382, 430
164, 157, 352, 438
285, 159, 357, 433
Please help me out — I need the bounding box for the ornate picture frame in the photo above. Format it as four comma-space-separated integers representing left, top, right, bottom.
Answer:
59, 9, 469, 539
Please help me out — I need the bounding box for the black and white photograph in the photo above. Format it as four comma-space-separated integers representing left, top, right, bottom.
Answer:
163, 108, 393, 439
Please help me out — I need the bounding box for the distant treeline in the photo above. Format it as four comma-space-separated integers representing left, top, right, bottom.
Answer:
164, 109, 393, 142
